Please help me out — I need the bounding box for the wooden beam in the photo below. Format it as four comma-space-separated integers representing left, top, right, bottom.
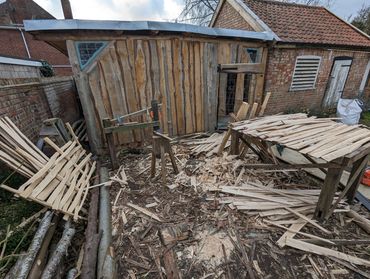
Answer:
218, 63, 264, 74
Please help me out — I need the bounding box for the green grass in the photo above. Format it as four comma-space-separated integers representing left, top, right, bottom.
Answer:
360, 111, 370, 127
0, 164, 42, 276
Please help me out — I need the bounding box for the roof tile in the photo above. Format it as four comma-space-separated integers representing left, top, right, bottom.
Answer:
243, 0, 370, 47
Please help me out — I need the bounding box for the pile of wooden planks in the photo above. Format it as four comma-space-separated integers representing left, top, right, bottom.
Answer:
233, 113, 370, 162
181, 133, 227, 157
0, 117, 95, 220
208, 182, 348, 221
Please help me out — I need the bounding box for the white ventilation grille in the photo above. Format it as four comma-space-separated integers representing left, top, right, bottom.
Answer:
290, 56, 321, 91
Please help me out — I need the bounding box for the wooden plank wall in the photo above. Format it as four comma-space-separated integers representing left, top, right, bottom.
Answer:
75, 36, 266, 147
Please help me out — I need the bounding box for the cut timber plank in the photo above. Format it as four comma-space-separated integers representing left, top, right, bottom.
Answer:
285, 238, 370, 266
127, 202, 162, 222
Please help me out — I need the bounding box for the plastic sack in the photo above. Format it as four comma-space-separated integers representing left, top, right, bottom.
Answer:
336, 98, 363, 125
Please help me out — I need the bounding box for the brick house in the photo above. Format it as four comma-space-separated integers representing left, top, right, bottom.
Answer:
0, 0, 72, 75
211, 0, 370, 113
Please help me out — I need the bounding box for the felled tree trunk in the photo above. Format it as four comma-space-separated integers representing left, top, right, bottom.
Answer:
81, 166, 101, 279
15, 211, 53, 279
41, 221, 75, 279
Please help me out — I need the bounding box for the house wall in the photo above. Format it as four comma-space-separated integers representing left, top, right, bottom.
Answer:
67, 36, 266, 151
264, 47, 370, 114
0, 29, 72, 76
213, 0, 370, 114
0, 77, 81, 141
213, 1, 255, 31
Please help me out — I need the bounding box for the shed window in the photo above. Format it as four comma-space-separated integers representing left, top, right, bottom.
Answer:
290, 56, 321, 91
225, 73, 252, 114
76, 41, 107, 69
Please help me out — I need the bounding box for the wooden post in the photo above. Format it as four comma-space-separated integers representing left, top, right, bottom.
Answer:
345, 155, 369, 203
230, 129, 240, 155
151, 136, 159, 178
315, 166, 345, 221
66, 40, 103, 155
102, 119, 119, 170
151, 100, 160, 131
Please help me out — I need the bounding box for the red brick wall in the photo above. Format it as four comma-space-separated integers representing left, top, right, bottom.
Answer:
213, 1, 255, 31
264, 47, 370, 114
0, 29, 72, 76
0, 77, 81, 141
0, 82, 51, 141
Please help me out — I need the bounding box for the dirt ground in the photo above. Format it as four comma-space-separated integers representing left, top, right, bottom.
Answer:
109, 142, 370, 279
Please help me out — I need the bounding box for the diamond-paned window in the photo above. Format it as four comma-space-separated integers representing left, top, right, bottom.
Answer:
76, 41, 107, 69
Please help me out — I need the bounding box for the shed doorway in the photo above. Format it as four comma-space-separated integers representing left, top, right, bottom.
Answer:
323, 57, 352, 108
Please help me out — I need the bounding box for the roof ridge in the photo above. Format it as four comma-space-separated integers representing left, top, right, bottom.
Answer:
245, 0, 325, 9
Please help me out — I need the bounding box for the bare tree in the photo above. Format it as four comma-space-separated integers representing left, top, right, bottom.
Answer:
177, 0, 218, 26
351, 4, 370, 35
177, 0, 334, 26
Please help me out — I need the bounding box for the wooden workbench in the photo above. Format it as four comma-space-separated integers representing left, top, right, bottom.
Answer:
229, 113, 370, 221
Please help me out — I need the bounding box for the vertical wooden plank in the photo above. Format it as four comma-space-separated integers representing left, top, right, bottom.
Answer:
117, 39, 140, 142
315, 166, 345, 221
208, 43, 218, 132
143, 40, 153, 104
182, 40, 193, 134
156, 40, 169, 134
87, 66, 109, 120
202, 42, 209, 131
234, 74, 244, 112
172, 38, 185, 136
165, 40, 177, 136
149, 40, 161, 101
109, 43, 132, 144
254, 47, 268, 104
135, 40, 147, 110
217, 42, 230, 118
98, 48, 126, 144
188, 41, 196, 134
194, 42, 203, 132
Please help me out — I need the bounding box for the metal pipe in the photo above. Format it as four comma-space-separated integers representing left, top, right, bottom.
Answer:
18, 27, 31, 58
97, 167, 116, 279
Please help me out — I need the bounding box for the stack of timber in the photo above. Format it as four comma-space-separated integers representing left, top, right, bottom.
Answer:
233, 113, 370, 162
72, 119, 88, 142
0, 117, 96, 220
208, 182, 349, 220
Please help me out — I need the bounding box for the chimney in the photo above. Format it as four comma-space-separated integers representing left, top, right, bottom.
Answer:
61, 0, 73, 19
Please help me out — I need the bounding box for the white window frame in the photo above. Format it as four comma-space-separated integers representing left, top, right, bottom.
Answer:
290, 55, 321, 91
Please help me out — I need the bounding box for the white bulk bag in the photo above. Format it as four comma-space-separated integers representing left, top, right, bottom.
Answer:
336, 98, 363, 125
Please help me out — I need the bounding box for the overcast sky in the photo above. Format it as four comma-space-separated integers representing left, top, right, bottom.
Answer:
5, 0, 370, 22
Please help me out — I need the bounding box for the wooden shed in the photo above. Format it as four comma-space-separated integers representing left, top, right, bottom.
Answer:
25, 20, 274, 153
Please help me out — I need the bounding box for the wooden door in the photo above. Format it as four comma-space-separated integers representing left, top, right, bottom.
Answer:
323, 59, 352, 108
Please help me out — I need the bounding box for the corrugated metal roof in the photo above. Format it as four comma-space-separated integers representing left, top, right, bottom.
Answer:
24, 19, 275, 42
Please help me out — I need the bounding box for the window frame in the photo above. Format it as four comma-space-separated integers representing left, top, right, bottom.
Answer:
290, 55, 321, 92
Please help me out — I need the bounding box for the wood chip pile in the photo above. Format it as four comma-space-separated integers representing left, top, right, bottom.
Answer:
233, 113, 370, 161
0, 117, 96, 220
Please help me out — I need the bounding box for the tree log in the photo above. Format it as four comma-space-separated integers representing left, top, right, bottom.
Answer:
41, 221, 75, 279
81, 166, 101, 279
17, 211, 53, 279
